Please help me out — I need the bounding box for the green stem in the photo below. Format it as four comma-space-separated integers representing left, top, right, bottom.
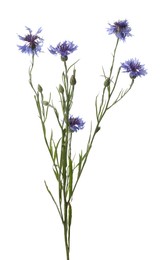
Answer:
109, 38, 119, 79
61, 60, 72, 260
63, 214, 70, 260
28, 54, 72, 260
28, 54, 37, 95
69, 57, 134, 203
44, 181, 63, 222
108, 78, 134, 109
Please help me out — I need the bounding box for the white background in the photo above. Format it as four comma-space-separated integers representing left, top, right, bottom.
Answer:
0, 0, 163, 259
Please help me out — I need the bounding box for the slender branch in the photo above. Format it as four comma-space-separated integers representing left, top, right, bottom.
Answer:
110, 67, 121, 98
28, 54, 37, 95
109, 38, 119, 79
108, 79, 134, 110
44, 180, 64, 223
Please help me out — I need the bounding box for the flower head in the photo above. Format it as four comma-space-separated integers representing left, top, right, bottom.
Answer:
17, 27, 44, 55
107, 19, 132, 41
69, 116, 85, 132
121, 58, 147, 78
49, 41, 78, 59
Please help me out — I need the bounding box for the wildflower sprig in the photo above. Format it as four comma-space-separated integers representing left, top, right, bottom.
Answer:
17, 20, 147, 260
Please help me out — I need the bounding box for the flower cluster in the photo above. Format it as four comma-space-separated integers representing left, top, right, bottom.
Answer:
17, 20, 147, 260
17, 21, 147, 80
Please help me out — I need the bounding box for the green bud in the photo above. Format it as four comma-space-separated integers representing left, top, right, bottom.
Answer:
70, 75, 76, 85
61, 56, 68, 62
38, 84, 43, 92
43, 101, 49, 106
58, 84, 64, 94
104, 77, 110, 87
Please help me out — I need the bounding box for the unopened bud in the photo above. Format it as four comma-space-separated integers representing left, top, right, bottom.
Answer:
38, 84, 43, 92
43, 101, 49, 106
61, 56, 68, 62
59, 84, 64, 94
70, 75, 76, 85
104, 78, 110, 87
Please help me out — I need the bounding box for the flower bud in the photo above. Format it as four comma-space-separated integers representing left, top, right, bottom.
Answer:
61, 56, 68, 62
70, 75, 76, 85
43, 101, 49, 106
59, 84, 64, 94
38, 84, 43, 92
104, 77, 110, 87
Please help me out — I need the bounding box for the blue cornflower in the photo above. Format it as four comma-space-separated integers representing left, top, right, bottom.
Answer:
121, 58, 147, 78
107, 20, 132, 41
49, 41, 78, 59
17, 27, 44, 55
69, 116, 85, 132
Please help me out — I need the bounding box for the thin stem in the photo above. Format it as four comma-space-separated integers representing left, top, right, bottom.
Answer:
44, 181, 64, 223
28, 54, 37, 95
63, 60, 69, 98
69, 80, 135, 203
64, 219, 70, 260
108, 78, 134, 109
34, 94, 54, 162
110, 67, 121, 98
28, 54, 72, 260
109, 38, 119, 79
97, 85, 107, 121
60, 59, 72, 260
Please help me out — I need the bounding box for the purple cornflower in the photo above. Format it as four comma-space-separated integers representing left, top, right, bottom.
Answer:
69, 116, 85, 132
49, 41, 78, 59
107, 19, 132, 41
17, 27, 44, 55
121, 58, 147, 79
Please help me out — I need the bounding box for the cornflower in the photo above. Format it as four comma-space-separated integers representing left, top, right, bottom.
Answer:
49, 41, 77, 60
121, 58, 147, 78
69, 116, 85, 132
17, 27, 44, 55
107, 19, 132, 41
